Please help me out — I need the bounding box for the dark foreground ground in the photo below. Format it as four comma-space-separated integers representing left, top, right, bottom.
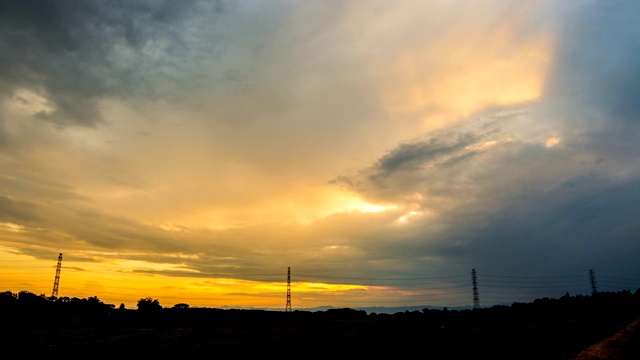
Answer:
3, 310, 640, 358
573, 318, 640, 360
3, 290, 640, 358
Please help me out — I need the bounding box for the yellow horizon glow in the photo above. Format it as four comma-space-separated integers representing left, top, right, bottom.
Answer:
0, 246, 384, 309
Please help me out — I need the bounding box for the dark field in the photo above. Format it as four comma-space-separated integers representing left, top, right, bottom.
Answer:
3, 290, 640, 358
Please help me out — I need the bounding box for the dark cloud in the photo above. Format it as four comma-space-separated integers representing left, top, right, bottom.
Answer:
447, 175, 640, 277
0, 0, 213, 127
332, 111, 513, 205
333, 88, 640, 281
545, 1, 640, 131
375, 133, 481, 175
0, 195, 42, 223
324, 1, 640, 286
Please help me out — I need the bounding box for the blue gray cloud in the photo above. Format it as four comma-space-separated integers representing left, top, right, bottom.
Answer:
0, 0, 216, 127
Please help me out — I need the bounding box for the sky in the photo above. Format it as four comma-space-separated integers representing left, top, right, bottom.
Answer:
1, 0, 640, 310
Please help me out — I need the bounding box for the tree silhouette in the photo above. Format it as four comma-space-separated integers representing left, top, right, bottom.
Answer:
137, 297, 162, 312
1, 288, 640, 356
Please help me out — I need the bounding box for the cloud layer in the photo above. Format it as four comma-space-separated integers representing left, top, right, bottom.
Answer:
1, 0, 639, 308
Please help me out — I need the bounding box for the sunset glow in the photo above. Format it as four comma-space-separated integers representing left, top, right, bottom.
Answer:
2, 0, 640, 310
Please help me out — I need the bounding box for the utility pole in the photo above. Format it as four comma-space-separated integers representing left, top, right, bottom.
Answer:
52, 253, 62, 298
285, 267, 292, 312
472, 268, 480, 309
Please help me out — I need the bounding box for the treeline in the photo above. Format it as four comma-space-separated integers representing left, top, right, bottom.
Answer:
2, 288, 640, 325
1, 288, 640, 357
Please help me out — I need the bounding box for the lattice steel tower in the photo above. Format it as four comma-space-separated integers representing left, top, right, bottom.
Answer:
285, 267, 292, 312
51, 253, 63, 298
472, 268, 480, 309
589, 269, 598, 295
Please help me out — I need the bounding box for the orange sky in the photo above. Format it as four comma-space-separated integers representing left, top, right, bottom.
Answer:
2, 0, 640, 310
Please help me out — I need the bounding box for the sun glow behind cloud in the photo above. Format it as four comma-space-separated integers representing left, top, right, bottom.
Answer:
156, 187, 399, 230
380, 4, 555, 132
545, 136, 561, 148
8, 89, 55, 116
0, 222, 25, 232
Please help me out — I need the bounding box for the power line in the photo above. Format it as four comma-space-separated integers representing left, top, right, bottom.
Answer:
293, 273, 469, 281
3, 260, 638, 308
479, 274, 585, 279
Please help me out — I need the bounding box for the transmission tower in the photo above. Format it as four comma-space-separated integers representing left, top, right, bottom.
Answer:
51, 253, 62, 298
472, 268, 480, 309
285, 267, 292, 312
589, 269, 598, 295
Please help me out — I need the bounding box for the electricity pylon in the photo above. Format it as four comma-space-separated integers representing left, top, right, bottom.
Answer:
285, 267, 292, 312
472, 268, 480, 309
51, 253, 62, 297
589, 269, 598, 295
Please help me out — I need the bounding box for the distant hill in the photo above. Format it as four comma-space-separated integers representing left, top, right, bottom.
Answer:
218, 304, 474, 314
